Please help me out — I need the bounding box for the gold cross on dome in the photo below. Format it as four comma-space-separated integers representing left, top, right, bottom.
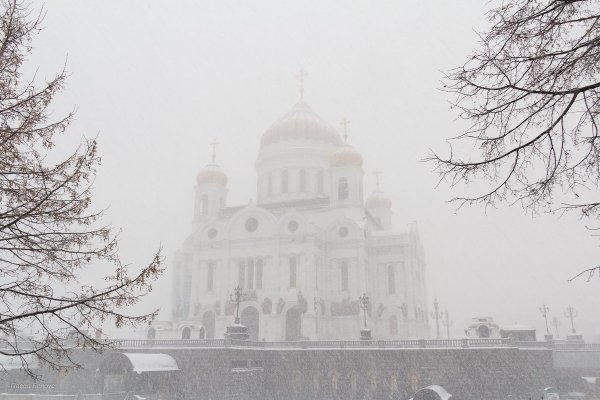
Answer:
374, 169, 382, 189
340, 117, 350, 142
210, 139, 219, 163
296, 68, 308, 99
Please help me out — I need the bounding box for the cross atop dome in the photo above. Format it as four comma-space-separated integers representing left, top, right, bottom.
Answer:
210, 139, 219, 164
296, 68, 308, 99
340, 117, 350, 142
374, 169, 382, 189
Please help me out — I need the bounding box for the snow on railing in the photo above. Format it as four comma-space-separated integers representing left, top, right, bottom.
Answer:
3, 338, 597, 351
104, 338, 600, 350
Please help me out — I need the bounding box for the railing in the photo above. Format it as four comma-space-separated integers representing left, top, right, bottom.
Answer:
5, 338, 600, 351
109, 338, 600, 350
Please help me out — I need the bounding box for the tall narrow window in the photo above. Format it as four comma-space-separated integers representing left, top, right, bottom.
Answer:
390, 315, 398, 335
268, 172, 273, 196
247, 259, 254, 289
289, 256, 297, 288
338, 178, 349, 200
182, 269, 192, 317
317, 171, 324, 193
341, 261, 349, 291
201, 194, 208, 215
388, 265, 396, 294
256, 259, 263, 289
238, 260, 246, 288
299, 169, 307, 192
282, 170, 289, 193
207, 263, 214, 291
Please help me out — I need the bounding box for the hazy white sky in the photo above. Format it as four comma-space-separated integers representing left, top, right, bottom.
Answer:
30, 1, 600, 339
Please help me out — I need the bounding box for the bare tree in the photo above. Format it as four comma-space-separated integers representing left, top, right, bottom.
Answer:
428, 0, 600, 277
430, 0, 599, 214
0, 0, 163, 374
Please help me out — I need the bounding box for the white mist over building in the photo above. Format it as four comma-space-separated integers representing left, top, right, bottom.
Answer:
149, 95, 430, 341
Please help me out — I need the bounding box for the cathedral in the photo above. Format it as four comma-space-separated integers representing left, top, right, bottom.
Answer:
149, 91, 430, 342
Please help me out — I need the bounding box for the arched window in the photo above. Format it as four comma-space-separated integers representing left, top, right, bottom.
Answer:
199, 327, 206, 339
201, 194, 208, 215
338, 178, 349, 200
238, 260, 246, 288
299, 169, 307, 192
331, 373, 338, 391
317, 171, 324, 193
256, 259, 263, 289
350, 371, 358, 391
390, 315, 398, 335
369, 372, 377, 389
341, 261, 349, 292
282, 170, 289, 193
207, 263, 214, 292
268, 172, 273, 196
182, 326, 191, 339
247, 259, 255, 289
289, 256, 297, 288
182, 269, 192, 317
388, 265, 396, 294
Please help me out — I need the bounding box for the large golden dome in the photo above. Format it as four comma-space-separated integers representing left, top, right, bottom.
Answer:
260, 100, 343, 149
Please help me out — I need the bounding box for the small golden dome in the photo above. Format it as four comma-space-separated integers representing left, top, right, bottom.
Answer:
330, 145, 363, 168
366, 191, 392, 209
196, 164, 228, 186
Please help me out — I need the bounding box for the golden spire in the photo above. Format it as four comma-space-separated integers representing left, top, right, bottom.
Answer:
210, 139, 219, 163
296, 68, 308, 99
340, 117, 350, 143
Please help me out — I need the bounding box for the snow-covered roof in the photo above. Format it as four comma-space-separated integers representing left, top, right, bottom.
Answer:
501, 324, 535, 331
122, 353, 179, 374
411, 385, 452, 400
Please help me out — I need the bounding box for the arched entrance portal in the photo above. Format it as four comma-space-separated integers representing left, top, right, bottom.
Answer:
241, 306, 260, 341
202, 311, 216, 339
285, 307, 302, 341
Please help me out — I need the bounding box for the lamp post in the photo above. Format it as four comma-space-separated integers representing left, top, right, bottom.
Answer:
565, 306, 578, 334
442, 309, 453, 339
225, 285, 249, 340
539, 304, 552, 341
552, 316, 560, 338
430, 299, 442, 339
359, 293, 372, 340
230, 285, 243, 325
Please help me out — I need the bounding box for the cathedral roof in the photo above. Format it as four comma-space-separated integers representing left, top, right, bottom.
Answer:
260, 100, 344, 149
196, 163, 228, 186
366, 190, 392, 209
329, 144, 363, 167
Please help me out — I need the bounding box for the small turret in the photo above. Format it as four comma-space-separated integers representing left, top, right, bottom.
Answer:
193, 140, 228, 228
329, 118, 364, 208
366, 170, 392, 229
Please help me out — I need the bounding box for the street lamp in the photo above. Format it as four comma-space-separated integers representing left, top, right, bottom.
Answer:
225, 285, 249, 341
565, 306, 578, 334
442, 309, 453, 339
359, 293, 372, 340
539, 304, 552, 341
430, 299, 442, 339
230, 285, 243, 325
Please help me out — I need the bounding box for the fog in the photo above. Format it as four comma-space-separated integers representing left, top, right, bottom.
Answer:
29, 1, 600, 340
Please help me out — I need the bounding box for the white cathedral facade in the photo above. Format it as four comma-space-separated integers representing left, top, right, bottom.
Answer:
149, 97, 430, 342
